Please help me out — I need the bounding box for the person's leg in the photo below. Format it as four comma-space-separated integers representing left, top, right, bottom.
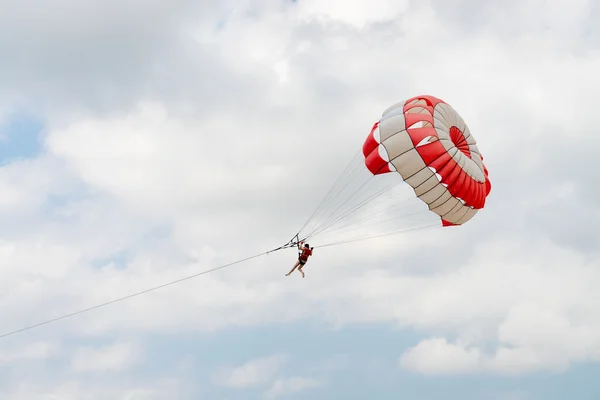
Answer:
298, 260, 306, 278
286, 260, 301, 276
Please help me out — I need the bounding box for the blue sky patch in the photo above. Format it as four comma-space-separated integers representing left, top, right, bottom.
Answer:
0, 112, 45, 164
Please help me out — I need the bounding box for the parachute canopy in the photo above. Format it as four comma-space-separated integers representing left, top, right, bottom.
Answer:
296, 95, 491, 247
362, 95, 491, 227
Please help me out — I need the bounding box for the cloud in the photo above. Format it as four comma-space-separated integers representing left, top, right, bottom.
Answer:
71, 340, 144, 372
0, 341, 59, 365
0, 0, 232, 114
212, 354, 321, 399
293, 0, 410, 28
399, 338, 482, 375
397, 237, 600, 376
212, 354, 286, 388
0, 378, 187, 400
263, 376, 321, 399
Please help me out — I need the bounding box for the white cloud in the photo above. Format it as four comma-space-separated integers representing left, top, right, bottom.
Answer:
0, 155, 69, 217
399, 338, 483, 375
212, 354, 321, 399
397, 238, 600, 375
212, 354, 286, 388
71, 341, 143, 372
0, 341, 59, 365
0, 378, 186, 400
294, 0, 410, 28
263, 376, 321, 399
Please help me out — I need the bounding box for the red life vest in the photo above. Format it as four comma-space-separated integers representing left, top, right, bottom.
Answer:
299, 247, 312, 261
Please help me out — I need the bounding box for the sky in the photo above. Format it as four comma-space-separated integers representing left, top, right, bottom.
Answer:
0, 0, 599, 398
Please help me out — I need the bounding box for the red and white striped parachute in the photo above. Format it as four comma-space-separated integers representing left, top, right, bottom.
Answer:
362, 95, 491, 227
296, 95, 491, 247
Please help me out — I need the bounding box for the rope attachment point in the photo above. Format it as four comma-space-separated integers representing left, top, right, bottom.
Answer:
266, 233, 304, 254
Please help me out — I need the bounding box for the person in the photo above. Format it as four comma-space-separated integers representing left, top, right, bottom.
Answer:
285, 241, 313, 278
